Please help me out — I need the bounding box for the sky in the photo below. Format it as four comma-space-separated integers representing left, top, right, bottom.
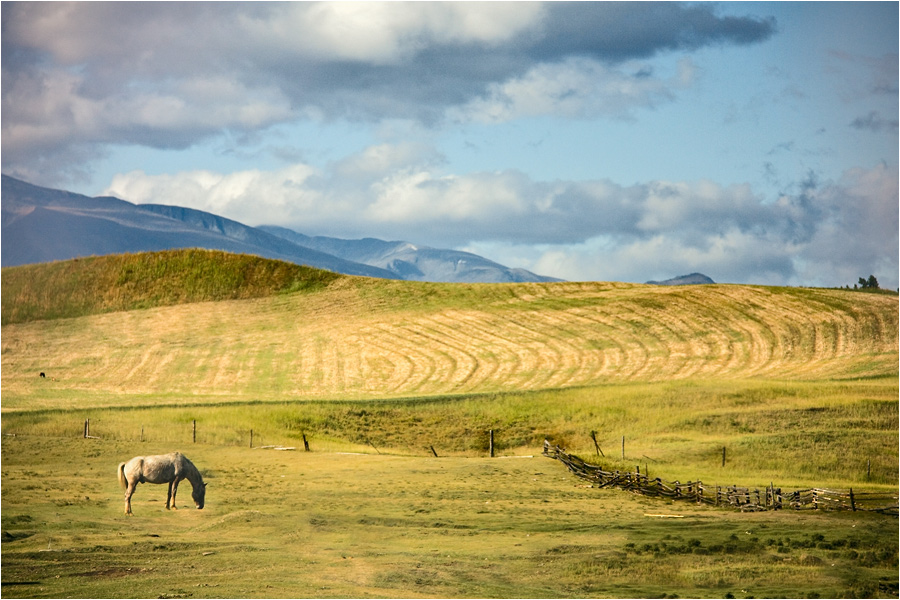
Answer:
2, 1, 897, 288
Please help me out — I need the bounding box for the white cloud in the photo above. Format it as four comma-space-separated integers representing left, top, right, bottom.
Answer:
105, 164, 321, 225
368, 170, 530, 223
450, 57, 695, 123
463, 164, 898, 288
333, 142, 440, 179
245, 2, 545, 64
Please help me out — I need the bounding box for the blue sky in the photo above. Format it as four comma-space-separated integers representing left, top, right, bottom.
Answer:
3, 2, 897, 288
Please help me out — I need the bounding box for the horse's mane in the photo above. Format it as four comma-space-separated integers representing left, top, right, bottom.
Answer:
180, 454, 203, 484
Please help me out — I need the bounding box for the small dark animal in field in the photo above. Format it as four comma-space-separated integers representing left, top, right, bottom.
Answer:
117, 452, 207, 516
39, 372, 45, 378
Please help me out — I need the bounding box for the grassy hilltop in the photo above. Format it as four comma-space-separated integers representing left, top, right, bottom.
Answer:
2, 250, 898, 598
1, 248, 341, 324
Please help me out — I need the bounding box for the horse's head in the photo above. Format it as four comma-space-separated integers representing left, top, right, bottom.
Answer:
192, 482, 207, 509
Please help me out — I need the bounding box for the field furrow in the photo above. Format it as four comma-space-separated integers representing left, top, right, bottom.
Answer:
2, 280, 896, 409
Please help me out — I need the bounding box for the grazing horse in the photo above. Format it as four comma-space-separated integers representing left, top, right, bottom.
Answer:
118, 452, 207, 516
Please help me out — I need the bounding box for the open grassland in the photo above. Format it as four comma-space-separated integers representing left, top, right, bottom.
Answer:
2, 255, 897, 409
2, 436, 898, 599
3, 379, 897, 491
2, 252, 898, 598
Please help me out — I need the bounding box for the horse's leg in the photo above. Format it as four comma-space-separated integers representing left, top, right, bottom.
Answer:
170, 477, 182, 510
124, 480, 138, 516
166, 479, 176, 510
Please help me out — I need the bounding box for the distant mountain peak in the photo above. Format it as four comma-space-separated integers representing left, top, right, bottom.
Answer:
646, 273, 715, 286
258, 225, 562, 284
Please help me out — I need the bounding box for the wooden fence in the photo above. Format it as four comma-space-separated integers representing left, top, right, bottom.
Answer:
543, 441, 898, 515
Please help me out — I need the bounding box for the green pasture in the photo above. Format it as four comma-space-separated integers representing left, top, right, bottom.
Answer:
2, 379, 898, 598
4, 379, 897, 490
2, 432, 897, 599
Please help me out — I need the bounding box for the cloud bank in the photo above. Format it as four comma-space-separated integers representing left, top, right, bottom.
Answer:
2, 2, 775, 182
105, 152, 897, 288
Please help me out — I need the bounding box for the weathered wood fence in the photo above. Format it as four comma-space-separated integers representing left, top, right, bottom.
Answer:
543, 441, 898, 515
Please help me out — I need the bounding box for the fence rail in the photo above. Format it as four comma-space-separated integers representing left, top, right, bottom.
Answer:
543, 441, 898, 515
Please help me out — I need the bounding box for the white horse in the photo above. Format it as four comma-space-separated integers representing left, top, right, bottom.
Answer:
118, 452, 207, 516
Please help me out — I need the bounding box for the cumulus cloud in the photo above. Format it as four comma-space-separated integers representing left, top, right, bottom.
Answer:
105, 163, 330, 231
473, 165, 898, 288
240, 2, 545, 64
2, 2, 775, 182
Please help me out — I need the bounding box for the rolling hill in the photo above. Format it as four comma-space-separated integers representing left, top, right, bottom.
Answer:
2, 250, 896, 411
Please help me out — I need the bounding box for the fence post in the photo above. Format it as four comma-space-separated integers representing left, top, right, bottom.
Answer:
590, 431, 604, 456
621, 436, 625, 459
141, 426, 144, 442
302, 433, 310, 452
430, 445, 438, 458
489, 429, 494, 457
722, 446, 726, 467
83, 419, 89, 439
192, 420, 196, 443
250, 429, 253, 448
849, 488, 856, 512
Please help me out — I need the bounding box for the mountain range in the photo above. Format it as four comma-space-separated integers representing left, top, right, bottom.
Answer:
1, 175, 716, 286
0, 175, 558, 283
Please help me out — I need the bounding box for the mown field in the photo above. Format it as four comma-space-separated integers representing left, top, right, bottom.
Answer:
2, 251, 898, 598
3, 251, 897, 409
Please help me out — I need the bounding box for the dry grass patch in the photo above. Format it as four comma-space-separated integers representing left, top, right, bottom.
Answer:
3, 282, 896, 409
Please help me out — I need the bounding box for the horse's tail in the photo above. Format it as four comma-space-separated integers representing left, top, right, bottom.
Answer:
118, 462, 128, 490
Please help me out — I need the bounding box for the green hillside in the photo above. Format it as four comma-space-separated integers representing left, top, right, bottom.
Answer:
1, 249, 342, 325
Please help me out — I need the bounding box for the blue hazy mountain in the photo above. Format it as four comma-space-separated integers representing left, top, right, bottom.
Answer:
1, 175, 395, 278
646, 273, 716, 285
259, 226, 561, 283
1, 175, 559, 283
